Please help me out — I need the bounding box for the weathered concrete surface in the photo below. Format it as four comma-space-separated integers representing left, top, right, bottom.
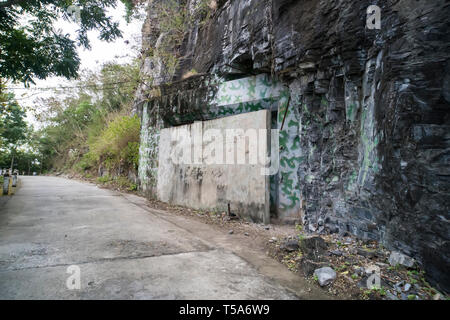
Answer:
158, 110, 270, 223
0, 176, 329, 299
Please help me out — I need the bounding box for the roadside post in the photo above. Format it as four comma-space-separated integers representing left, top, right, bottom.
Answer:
10, 170, 18, 195
0, 169, 4, 197
3, 172, 10, 196
7, 169, 13, 195
12, 170, 18, 187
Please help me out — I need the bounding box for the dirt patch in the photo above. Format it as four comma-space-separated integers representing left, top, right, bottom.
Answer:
140, 199, 448, 300
267, 233, 449, 300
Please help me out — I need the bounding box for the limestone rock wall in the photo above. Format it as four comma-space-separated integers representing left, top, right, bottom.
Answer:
134, 0, 450, 291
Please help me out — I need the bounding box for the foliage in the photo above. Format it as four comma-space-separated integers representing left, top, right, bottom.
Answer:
125, 141, 140, 168
90, 114, 140, 171
120, 0, 146, 23
81, 61, 140, 112
0, 91, 42, 173
0, 0, 128, 84
0, 148, 42, 173
28, 62, 140, 189
97, 175, 112, 184
32, 95, 98, 171
195, 0, 217, 25
96, 174, 137, 191
115, 176, 137, 191
30, 61, 138, 167
362, 287, 387, 299
0, 89, 29, 170
0, 92, 27, 147
149, 0, 216, 78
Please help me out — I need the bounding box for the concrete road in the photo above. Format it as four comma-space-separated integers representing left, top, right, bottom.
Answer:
0, 176, 329, 300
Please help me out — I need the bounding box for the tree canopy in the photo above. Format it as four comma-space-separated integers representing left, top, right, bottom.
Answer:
0, 90, 27, 148
0, 86, 29, 170
0, 0, 141, 85
28, 61, 140, 174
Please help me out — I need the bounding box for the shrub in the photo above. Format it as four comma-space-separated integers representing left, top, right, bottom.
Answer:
96, 175, 137, 192
90, 115, 140, 171
75, 152, 97, 172
124, 141, 140, 169
97, 175, 111, 184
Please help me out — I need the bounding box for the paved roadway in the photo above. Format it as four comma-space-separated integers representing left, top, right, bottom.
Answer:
0, 176, 329, 299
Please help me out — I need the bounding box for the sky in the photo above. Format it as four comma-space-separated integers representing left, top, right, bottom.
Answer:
8, 2, 146, 126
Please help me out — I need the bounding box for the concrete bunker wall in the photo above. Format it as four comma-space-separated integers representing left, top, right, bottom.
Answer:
157, 110, 271, 223
138, 74, 308, 223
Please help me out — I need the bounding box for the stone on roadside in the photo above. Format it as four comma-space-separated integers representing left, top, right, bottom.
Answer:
354, 266, 365, 276
357, 247, 377, 259
300, 259, 328, 277
308, 224, 317, 232
313, 267, 336, 287
228, 230, 234, 234
375, 262, 388, 268
329, 249, 343, 256
280, 239, 300, 252
386, 291, 399, 300
394, 280, 404, 293
388, 251, 415, 268
299, 236, 327, 257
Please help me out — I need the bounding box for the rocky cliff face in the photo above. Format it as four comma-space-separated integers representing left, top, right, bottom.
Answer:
134, 0, 450, 292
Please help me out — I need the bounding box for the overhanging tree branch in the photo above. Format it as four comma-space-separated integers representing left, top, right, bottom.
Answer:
0, 0, 25, 9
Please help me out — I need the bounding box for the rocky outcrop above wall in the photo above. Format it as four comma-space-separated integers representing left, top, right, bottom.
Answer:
135, 0, 450, 292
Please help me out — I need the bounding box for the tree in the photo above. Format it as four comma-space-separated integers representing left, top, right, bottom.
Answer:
81, 61, 140, 111
0, 92, 28, 170
30, 61, 140, 173
0, 0, 141, 85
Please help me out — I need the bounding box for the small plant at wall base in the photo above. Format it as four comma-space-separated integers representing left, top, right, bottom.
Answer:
97, 175, 112, 184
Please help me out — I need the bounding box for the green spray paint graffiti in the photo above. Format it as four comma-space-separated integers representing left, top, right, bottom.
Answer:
277, 87, 302, 215
213, 74, 285, 107
138, 102, 161, 193
357, 101, 380, 188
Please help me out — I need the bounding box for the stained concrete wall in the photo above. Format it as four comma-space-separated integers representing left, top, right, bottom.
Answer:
138, 74, 303, 223
157, 110, 271, 223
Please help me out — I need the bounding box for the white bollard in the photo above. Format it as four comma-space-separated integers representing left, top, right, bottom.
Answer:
12, 174, 17, 187
3, 176, 10, 195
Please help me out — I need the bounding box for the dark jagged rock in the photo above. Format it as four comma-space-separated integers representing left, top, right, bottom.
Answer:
299, 236, 328, 260
357, 248, 378, 259
314, 267, 337, 287
280, 239, 300, 252
135, 0, 450, 292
